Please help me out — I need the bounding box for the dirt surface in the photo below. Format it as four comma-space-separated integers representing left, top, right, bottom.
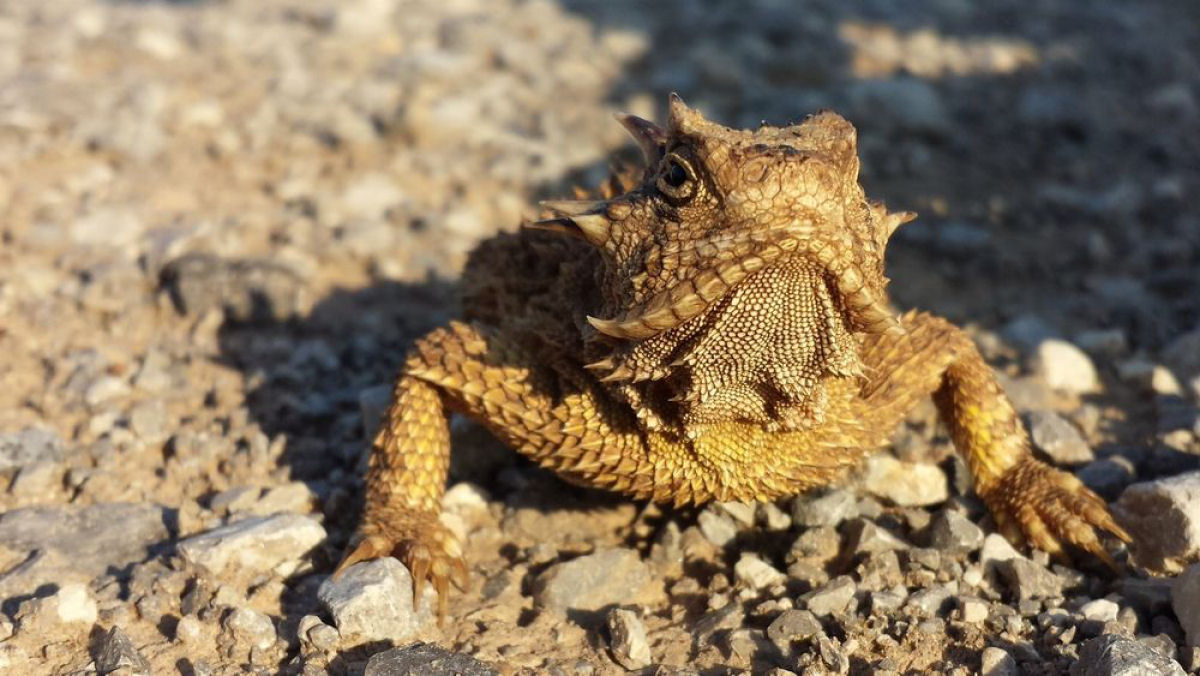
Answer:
1, 0, 1199, 674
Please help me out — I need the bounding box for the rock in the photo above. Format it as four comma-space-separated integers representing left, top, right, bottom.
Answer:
791, 489, 858, 527
759, 502, 792, 531
697, 507, 740, 547
0, 503, 168, 578
297, 614, 339, 653
845, 518, 909, 556
1173, 564, 1200, 648
858, 455, 948, 507
847, 77, 948, 134
359, 384, 393, 441
96, 626, 150, 676
1074, 329, 1128, 358
870, 588, 907, 615
175, 615, 202, 644
1027, 411, 1094, 465
906, 585, 953, 618
767, 609, 822, 643
607, 608, 651, 670
958, 597, 989, 623
1034, 339, 1101, 394
803, 576, 856, 617
1071, 634, 1186, 676
534, 548, 653, 613
318, 558, 435, 643
715, 501, 757, 526
1081, 598, 1121, 623
996, 557, 1062, 601
129, 399, 170, 443
160, 253, 306, 323
0, 427, 65, 471
1001, 315, 1058, 352
224, 607, 276, 651
1163, 327, 1200, 381
1116, 472, 1200, 573
53, 583, 98, 625
9, 461, 63, 501
177, 514, 325, 578
734, 553, 785, 590
364, 642, 499, 676
1077, 456, 1137, 500
980, 533, 1022, 567
84, 376, 131, 409
980, 646, 1018, 676
927, 510, 984, 553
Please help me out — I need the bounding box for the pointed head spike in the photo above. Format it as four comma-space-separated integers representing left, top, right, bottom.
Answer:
614, 112, 666, 166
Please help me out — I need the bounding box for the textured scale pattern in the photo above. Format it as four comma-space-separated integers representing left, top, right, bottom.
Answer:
336, 96, 1131, 614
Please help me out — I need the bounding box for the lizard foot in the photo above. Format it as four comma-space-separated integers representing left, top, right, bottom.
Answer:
334, 516, 469, 620
979, 456, 1132, 569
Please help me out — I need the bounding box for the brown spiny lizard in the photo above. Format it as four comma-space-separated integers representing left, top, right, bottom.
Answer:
336, 95, 1130, 616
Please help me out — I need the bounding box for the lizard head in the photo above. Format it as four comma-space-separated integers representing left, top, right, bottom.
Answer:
533, 95, 915, 430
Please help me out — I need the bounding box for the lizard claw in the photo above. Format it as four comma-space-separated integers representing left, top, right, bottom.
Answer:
335, 518, 469, 623
980, 456, 1131, 569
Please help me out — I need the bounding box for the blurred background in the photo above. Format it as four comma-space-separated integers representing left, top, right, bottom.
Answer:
0, 0, 1198, 673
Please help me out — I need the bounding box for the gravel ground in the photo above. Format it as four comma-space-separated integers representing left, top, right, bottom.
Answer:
1, 0, 1199, 674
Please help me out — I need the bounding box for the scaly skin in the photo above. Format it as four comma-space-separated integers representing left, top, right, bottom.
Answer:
336, 96, 1130, 612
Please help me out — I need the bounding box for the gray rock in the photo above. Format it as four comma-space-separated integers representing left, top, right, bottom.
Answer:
0, 503, 168, 578
980, 646, 1018, 676
365, 642, 499, 676
997, 557, 1062, 601
1001, 315, 1058, 352
160, 253, 306, 323
318, 558, 435, 643
96, 626, 151, 676
697, 507, 740, 547
359, 384, 393, 441
177, 513, 325, 578
1077, 456, 1137, 500
1173, 564, 1200, 648
906, 585, 953, 618
1027, 411, 1094, 465
0, 428, 65, 471
733, 553, 785, 590
715, 501, 757, 527
927, 510, 984, 553
607, 608, 651, 670
1163, 327, 1200, 381
803, 576, 856, 617
224, 607, 276, 651
1070, 634, 1185, 676
791, 489, 858, 527
980, 533, 1021, 567
297, 614, 339, 653
1116, 472, 1200, 573
845, 518, 909, 555
766, 609, 822, 643
1034, 339, 1100, 394
847, 77, 948, 134
534, 548, 652, 613
870, 588, 907, 615
858, 454, 948, 507
129, 398, 170, 443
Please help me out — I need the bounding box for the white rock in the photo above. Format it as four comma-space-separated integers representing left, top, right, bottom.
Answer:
1034, 339, 1100, 394
858, 454, 949, 507
54, 583, 97, 624
317, 558, 435, 642
1116, 471, 1200, 573
734, 553, 786, 590
607, 608, 651, 670
177, 514, 326, 578
224, 607, 276, 651
1079, 598, 1119, 623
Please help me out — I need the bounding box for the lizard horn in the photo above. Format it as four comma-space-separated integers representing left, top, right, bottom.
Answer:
526, 212, 613, 247
614, 112, 666, 166
587, 254, 767, 340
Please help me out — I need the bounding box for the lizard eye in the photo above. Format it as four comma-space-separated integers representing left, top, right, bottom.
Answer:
657, 153, 696, 201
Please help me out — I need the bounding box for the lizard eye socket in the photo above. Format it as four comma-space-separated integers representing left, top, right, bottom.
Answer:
657, 153, 696, 201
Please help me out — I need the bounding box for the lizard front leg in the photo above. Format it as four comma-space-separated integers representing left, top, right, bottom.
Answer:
856, 311, 1130, 564
338, 321, 648, 613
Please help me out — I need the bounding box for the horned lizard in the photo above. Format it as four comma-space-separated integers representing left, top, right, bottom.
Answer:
336, 95, 1130, 616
